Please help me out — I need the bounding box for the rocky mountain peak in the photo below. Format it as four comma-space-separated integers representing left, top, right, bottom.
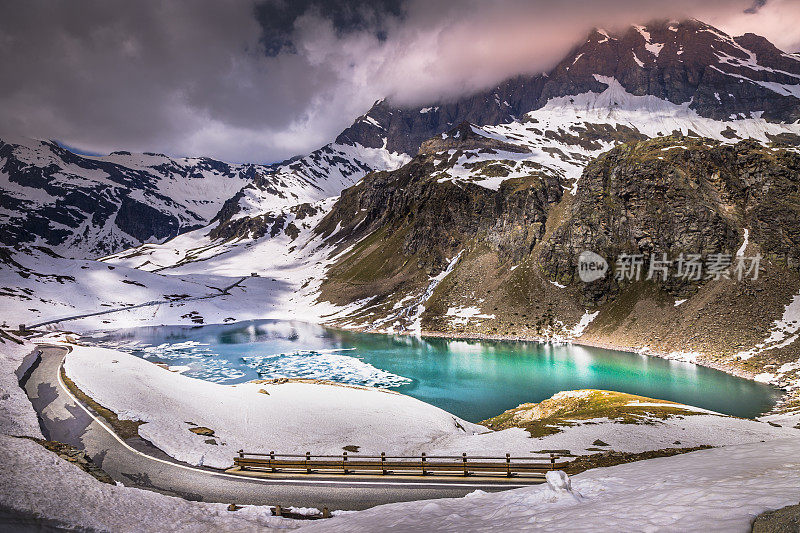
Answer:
333, 19, 799, 162
544, 18, 800, 121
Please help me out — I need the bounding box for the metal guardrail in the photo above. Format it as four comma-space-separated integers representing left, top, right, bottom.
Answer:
234, 451, 566, 478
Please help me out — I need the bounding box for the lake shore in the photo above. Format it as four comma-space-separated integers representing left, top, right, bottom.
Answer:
360, 327, 794, 413
385, 328, 762, 381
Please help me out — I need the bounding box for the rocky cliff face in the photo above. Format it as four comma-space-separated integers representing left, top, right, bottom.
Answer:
539, 137, 800, 299
317, 125, 564, 273
316, 131, 800, 396
540, 19, 800, 122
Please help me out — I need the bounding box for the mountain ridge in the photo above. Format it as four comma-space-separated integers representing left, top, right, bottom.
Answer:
2, 19, 799, 259
337, 18, 800, 158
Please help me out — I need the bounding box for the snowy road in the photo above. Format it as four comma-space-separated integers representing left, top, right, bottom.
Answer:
22, 346, 531, 511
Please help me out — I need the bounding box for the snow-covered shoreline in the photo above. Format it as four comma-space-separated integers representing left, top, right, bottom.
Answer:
62, 345, 486, 469
62, 343, 796, 469
301, 436, 800, 533
3, 332, 800, 532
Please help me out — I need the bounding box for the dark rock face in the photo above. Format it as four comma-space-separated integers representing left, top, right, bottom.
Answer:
336, 19, 800, 158
318, 139, 564, 296
538, 136, 800, 299
336, 75, 548, 155
115, 197, 182, 242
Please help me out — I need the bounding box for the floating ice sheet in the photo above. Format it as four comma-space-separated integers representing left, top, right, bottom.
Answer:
242, 349, 412, 388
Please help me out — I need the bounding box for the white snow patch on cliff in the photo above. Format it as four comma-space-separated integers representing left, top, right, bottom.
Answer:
737, 228, 750, 256
445, 306, 496, 325
737, 288, 800, 361
571, 311, 599, 337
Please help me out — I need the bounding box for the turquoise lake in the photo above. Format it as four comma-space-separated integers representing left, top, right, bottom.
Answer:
84, 319, 781, 422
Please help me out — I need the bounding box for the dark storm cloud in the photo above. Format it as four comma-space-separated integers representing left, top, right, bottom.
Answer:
744, 0, 768, 14
0, 0, 797, 162
254, 0, 405, 55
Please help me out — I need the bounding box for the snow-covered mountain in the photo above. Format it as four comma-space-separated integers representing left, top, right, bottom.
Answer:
0, 138, 258, 258
0, 136, 409, 260
337, 18, 800, 156
3, 19, 798, 261
101, 18, 800, 279
3, 19, 800, 345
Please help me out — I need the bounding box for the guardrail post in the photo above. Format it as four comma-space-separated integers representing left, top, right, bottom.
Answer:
381, 452, 387, 475
270, 451, 276, 473
322, 507, 331, 519
421, 453, 427, 476
274, 505, 282, 517
238, 449, 245, 470
506, 453, 512, 477
550, 453, 556, 470
462, 453, 469, 476
306, 451, 312, 474
342, 451, 348, 474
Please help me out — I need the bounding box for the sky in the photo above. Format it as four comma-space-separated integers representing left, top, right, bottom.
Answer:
1, 0, 799, 163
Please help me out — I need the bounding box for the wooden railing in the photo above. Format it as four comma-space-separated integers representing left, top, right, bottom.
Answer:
233, 451, 566, 478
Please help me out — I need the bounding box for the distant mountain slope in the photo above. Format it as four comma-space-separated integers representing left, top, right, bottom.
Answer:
208, 142, 410, 237
0, 138, 256, 258
0, 137, 409, 259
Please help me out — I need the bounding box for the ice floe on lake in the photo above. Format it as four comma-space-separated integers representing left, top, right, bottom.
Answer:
242, 349, 412, 388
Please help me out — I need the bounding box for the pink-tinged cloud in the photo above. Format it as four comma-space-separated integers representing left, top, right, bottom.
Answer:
0, 0, 797, 162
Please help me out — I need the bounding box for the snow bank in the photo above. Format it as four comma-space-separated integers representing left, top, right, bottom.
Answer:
0, 337, 302, 531
424, 404, 794, 459
63, 346, 484, 469
0, 435, 296, 533
0, 333, 43, 438
299, 437, 800, 532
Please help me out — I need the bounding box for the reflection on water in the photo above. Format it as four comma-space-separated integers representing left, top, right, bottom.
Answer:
84, 320, 781, 422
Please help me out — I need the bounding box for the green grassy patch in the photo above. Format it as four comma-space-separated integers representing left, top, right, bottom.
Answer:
482, 389, 713, 437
